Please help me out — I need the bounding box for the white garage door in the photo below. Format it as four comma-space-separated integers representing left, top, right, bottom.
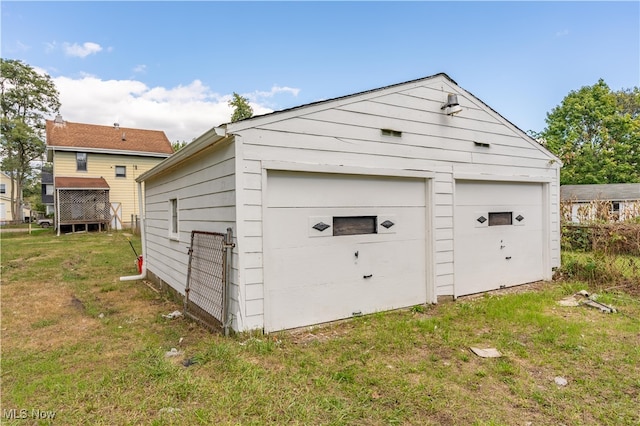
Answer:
264, 171, 427, 332
454, 181, 544, 297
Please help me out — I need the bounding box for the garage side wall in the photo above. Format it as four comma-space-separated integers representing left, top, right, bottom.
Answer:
143, 140, 238, 306
232, 76, 560, 329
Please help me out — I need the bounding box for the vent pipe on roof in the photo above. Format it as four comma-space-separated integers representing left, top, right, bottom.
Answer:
54, 114, 64, 124
122, 132, 126, 141
114, 123, 120, 129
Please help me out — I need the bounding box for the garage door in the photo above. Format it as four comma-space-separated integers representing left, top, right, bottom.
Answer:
454, 181, 544, 297
264, 171, 427, 332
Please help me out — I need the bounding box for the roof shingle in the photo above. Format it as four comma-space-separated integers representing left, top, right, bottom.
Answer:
560, 183, 640, 202
46, 120, 173, 155
55, 177, 110, 189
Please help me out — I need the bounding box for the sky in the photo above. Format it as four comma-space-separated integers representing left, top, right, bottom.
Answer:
2, 1, 639, 143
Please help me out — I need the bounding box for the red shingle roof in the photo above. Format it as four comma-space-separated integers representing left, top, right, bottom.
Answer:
46, 120, 173, 155
55, 177, 110, 189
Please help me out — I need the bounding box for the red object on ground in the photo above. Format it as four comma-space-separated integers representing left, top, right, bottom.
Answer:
137, 256, 143, 274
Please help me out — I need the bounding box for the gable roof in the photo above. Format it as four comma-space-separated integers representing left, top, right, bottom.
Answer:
561, 183, 640, 202
46, 119, 173, 156
55, 176, 110, 190
139, 72, 560, 182
228, 73, 461, 128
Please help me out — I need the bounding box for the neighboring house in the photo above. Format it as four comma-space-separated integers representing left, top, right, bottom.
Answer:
136, 73, 561, 333
560, 183, 640, 222
41, 169, 55, 215
46, 116, 173, 234
1, 171, 17, 224
0, 171, 29, 224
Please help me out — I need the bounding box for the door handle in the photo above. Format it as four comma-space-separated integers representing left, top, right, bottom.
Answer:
363, 274, 373, 279
505, 256, 512, 260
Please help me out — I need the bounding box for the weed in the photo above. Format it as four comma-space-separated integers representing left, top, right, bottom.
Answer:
30, 318, 58, 329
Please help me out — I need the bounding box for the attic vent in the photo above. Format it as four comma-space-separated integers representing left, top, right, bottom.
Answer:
381, 129, 402, 137
474, 141, 490, 148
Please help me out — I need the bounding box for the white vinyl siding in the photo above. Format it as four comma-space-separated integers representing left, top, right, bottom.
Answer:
143, 139, 238, 315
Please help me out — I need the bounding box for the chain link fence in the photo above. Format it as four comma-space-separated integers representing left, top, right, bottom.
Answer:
184, 229, 234, 333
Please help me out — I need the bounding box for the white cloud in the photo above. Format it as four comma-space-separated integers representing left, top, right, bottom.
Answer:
555, 29, 569, 37
253, 85, 301, 99
63, 42, 103, 58
133, 64, 147, 74
45, 41, 57, 53
51, 75, 289, 142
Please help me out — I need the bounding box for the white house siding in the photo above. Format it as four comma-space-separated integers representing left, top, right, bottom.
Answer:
230, 76, 559, 329
144, 140, 239, 315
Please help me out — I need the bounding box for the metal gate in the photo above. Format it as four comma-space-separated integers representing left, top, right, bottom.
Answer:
184, 228, 234, 333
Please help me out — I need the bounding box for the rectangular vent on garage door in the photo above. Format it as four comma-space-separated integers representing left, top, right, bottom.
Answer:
333, 216, 377, 236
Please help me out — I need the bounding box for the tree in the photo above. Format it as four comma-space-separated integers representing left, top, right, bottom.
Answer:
1, 59, 60, 221
615, 87, 640, 119
541, 79, 640, 185
228, 92, 253, 122
172, 140, 188, 152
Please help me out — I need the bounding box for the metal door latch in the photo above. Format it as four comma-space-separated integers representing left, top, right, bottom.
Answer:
363, 274, 373, 279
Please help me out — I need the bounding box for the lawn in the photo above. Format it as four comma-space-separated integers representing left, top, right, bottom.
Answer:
1, 231, 639, 425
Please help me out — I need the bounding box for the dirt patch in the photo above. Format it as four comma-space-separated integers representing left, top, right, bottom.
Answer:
1, 283, 102, 352
457, 281, 551, 300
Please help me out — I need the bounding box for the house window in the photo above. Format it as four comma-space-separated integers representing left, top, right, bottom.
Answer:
76, 153, 87, 171
45, 184, 54, 196
333, 216, 377, 236
115, 166, 126, 178
611, 201, 621, 220
169, 198, 178, 239
0, 184, 5, 194
488, 212, 512, 226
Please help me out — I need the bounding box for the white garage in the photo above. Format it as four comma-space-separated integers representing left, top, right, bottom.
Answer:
137, 73, 561, 333
454, 180, 547, 297
264, 171, 428, 332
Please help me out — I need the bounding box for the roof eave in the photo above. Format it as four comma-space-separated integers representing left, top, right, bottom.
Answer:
47, 146, 172, 158
137, 126, 228, 182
